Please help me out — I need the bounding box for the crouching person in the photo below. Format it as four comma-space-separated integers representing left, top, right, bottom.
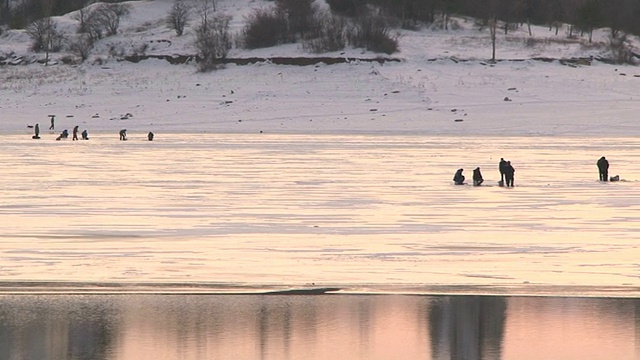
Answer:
473, 167, 484, 186
453, 168, 465, 185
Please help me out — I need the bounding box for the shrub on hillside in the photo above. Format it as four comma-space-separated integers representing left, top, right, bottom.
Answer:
195, 13, 232, 71
325, 0, 367, 17
26, 17, 65, 53
276, 0, 317, 39
347, 14, 398, 54
303, 12, 346, 53
242, 8, 288, 49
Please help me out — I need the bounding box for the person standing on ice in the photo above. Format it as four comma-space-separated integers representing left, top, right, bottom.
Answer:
32, 123, 40, 139
504, 161, 515, 187
48, 115, 55, 130
119, 129, 127, 141
597, 156, 609, 181
72, 125, 79, 141
499, 158, 507, 184
453, 168, 465, 185
473, 167, 484, 186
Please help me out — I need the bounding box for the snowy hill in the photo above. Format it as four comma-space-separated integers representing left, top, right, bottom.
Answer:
1, 0, 640, 136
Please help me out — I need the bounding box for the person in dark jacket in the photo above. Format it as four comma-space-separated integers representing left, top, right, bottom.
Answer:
72, 125, 79, 141
119, 129, 127, 141
597, 156, 609, 181
81, 129, 89, 140
473, 167, 484, 186
56, 129, 68, 141
504, 161, 515, 187
498, 158, 507, 186
453, 168, 465, 185
32, 123, 40, 139
148, 131, 154, 141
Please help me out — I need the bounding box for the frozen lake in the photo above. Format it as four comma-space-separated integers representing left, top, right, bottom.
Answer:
2, 134, 640, 296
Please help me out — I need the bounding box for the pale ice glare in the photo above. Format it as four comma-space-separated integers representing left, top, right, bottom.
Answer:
1, 0, 640, 295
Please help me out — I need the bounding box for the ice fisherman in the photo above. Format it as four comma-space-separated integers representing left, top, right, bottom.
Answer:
453, 168, 465, 185
56, 129, 69, 141
504, 161, 515, 187
48, 115, 55, 130
473, 167, 484, 186
148, 131, 154, 141
32, 123, 40, 139
499, 158, 507, 184
597, 156, 609, 182
81, 129, 89, 140
119, 129, 127, 141
72, 126, 79, 141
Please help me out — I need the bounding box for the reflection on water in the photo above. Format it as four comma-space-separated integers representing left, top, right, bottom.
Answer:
0, 294, 639, 360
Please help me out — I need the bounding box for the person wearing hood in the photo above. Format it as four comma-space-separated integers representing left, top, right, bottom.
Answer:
597, 156, 609, 182
473, 167, 484, 186
453, 168, 465, 185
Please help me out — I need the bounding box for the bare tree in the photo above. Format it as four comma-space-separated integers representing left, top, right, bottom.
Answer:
27, 17, 63, 63
194, 13, 231, 71
193, 0, 216, 29
94, 2, 131, 36
167, 0, 190, 36
489, 16, 497, 62
67, 33, 93, 61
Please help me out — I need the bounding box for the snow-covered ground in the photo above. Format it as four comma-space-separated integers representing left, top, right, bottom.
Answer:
1, 0, 640, 295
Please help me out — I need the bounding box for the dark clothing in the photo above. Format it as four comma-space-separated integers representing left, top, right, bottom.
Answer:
34, 124, 40, 138
473, 167, 484, 186
119, 129, 127, 141
72, 126, 79, 141
504, 162, 515, 187
499, 158, 507, 182
49, 116, 55, 130
597, 157, 609, 182
148, 132, 154, 141
56, 129, 68, 141
453, 169, 465, 185
81, 130, 89, 140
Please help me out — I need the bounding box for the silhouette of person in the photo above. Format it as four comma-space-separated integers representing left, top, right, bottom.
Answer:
473, 167, 484, 186
56, 129, 68, 141
72, 125, 79, 141
119, 129, 127, 141
147, 131, 154, 141
81, 129, 89, 140
504, 161, 515, 187
597, 156, 609, 182
499, 158, 507, 184
48, 115, 55, 130
32, 123, 40, 139
453, 168, 465, 185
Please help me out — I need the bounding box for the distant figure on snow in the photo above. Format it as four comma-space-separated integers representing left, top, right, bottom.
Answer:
473, 167, 484, 186
56, 129, 69, 141
147, 131, 154, 141
610, 175, 620, 182
48, 115, 55, 130
498, 158, 507, 185
597, 156, 609, 182
119, 129, 127, 141
453, 168, 465, 185
504, 161, 515, 187
32, 123, 40, 139
81, 129, 89, 140
72, 125, 79, 141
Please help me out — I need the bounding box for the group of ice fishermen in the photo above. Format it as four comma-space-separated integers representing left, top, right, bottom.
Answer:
31, 115, 154, 141
453, 156, 615, 186
453, 158, 515, 187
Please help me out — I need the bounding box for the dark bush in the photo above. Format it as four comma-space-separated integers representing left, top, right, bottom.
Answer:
347, 14, 398, 54
325, 0, 367, 17
243, 8, 288, 49
304, 12, 346, 53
